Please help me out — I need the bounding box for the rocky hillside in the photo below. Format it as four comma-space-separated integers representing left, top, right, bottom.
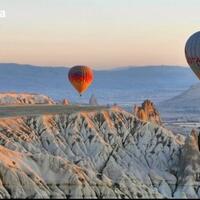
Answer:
175, 129, 200, 198
133, 100, 162, 125
158, 83, 200, 120
0, 93, 55, 105
0, 105, 197, 198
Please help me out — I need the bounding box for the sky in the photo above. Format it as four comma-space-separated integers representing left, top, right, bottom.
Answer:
0, 0, 199, 69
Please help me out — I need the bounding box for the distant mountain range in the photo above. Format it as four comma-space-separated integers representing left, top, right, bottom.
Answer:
158, 82, 200, 119
0, 63, 198, 105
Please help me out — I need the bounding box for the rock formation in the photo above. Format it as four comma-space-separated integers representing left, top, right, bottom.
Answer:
0, 106, 187, 198
89, 94, 98, 105
62, 99, 69, 105
0, 93, 55, 105
0, 95, 198, 198
133, 99, 162, 125
174, 129, 200, 198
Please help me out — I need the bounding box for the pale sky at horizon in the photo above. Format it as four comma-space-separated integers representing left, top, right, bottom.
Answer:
0, 0, 199, 69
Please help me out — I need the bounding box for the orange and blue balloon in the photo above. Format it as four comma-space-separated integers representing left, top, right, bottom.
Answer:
68, 65, 94, 96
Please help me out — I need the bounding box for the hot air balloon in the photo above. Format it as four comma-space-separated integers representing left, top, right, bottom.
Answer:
68, 65, 94, 96
185, 31, 200, 79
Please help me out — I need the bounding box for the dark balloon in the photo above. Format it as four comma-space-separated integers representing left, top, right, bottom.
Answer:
185, 31, 200, 79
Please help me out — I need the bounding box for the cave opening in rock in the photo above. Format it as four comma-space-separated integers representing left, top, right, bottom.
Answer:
195, 172, 200, 182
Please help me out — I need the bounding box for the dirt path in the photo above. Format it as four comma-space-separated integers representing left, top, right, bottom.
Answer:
0, 104, 108, 118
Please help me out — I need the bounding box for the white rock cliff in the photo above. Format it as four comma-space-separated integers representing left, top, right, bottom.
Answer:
0, 94, 197, 198
0, 106, 193, 198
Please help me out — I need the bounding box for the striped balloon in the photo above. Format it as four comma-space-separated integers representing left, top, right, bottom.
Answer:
185, 31, 200, 79
68, 65, 94, 96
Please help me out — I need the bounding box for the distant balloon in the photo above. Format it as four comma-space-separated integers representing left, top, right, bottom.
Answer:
185, 31, 200, 79
68, 65, 94, 96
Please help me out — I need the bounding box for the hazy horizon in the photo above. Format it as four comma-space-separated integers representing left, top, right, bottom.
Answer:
1, 0, 200, 69
0, 62, 189, 70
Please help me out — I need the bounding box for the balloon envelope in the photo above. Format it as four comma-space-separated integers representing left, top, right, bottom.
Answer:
68, 65, 94, 95
185, 31, 200, 79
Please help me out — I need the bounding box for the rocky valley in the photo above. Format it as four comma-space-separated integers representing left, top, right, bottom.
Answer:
0, 94, 198, 198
